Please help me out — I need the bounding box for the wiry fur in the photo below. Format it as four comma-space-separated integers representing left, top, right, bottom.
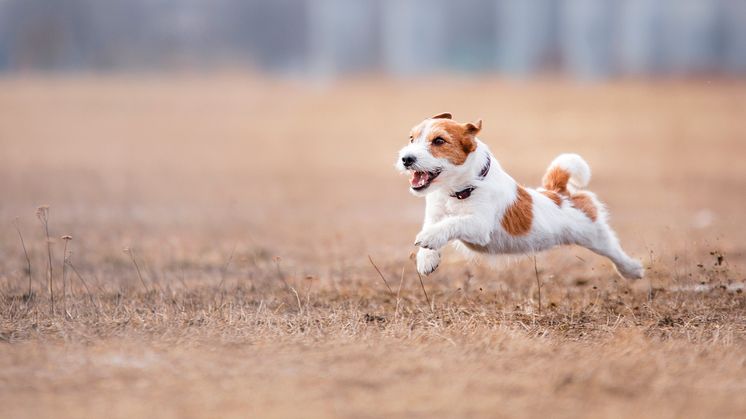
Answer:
396, 114, 644, 280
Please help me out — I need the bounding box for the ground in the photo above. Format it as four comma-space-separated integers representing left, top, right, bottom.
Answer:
0, 76, 745, 419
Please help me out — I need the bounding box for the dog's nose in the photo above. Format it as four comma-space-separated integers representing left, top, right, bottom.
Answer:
402, 155, 416, 168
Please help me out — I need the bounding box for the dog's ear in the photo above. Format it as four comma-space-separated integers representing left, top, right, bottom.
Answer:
460, 119, 481, 154
465, 119, 482, 135
431, 112, 452, 120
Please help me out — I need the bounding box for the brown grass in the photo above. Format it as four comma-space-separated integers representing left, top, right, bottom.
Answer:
1, 75, 745, 419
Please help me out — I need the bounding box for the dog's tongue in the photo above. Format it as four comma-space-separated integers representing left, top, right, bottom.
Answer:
410, 171, 429, 188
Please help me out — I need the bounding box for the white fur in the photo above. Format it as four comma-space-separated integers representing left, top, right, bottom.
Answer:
548, 153, 591, 190
397, 128, 644, 280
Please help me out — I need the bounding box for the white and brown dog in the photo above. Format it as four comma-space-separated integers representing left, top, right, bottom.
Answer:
396, 113, 643, 279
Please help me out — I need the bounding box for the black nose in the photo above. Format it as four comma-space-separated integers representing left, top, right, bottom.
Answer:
402, 155, 416, 168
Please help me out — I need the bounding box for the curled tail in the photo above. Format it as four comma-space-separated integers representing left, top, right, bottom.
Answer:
542, 153, 591, 193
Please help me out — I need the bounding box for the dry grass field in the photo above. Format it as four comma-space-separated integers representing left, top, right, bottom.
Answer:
1, 75, 745, 418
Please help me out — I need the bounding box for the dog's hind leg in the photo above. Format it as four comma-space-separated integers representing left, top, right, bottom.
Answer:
579, 224, 644, 279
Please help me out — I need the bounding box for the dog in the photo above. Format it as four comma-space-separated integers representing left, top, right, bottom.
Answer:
396, 112, 644, 279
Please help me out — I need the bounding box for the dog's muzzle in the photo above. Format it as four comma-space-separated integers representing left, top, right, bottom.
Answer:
410, 169, 441, 190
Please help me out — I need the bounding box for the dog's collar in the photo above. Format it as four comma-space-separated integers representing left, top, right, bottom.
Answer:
451, 154, 491, 200
452, 186, 476, 200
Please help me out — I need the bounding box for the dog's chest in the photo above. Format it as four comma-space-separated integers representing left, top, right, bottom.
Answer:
443, 197, 472, 216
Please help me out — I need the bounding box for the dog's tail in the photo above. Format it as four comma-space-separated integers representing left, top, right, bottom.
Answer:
542, 153, 591, 193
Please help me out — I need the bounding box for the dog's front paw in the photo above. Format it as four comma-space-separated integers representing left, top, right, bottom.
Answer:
414, 228, 448, 250
417, 248, 440, 276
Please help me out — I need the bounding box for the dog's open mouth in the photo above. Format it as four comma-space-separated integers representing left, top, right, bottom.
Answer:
410, 170, 441, 190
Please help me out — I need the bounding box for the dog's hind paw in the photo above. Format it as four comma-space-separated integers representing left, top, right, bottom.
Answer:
417, 248, 441, 276
616, 260, 644, 280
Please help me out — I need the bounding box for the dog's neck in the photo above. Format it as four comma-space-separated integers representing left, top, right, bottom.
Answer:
447, 142, 505, 195
450, 151, 491, 199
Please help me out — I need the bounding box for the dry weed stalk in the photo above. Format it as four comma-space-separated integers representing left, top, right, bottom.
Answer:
217, 245, 237, 308
533, 255, 542, 315
36, 206, 54, 314
66, 260, 100, 315
61, 235, 72, 318
395, 265, 406, 319
274, 257, 302, 313
13, 218, 33, 297
414, 262, 432, 312
124, 247, 150, 293
368, 255, 394, 295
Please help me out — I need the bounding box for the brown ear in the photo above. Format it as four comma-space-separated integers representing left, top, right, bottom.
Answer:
465, 119, 482, 134
461, 136, 477, 154
431, 112, 452, 120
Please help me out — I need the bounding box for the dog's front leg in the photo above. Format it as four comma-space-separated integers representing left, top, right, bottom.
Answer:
416, 248, 441, 275
415, 216, 491, 250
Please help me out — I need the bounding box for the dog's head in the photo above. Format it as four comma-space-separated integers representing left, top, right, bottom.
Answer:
396, 113, 482, 196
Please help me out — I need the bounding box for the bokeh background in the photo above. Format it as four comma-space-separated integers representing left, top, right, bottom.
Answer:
1, 2, 746, 419
2, 0, 746, 78
1, 0, 744, 262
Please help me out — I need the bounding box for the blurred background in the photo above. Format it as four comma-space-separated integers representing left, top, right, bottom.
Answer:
0, 1, 744, 283
1, 0, 746, 79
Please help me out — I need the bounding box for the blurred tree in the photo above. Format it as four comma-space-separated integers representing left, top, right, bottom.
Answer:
380, 0, 449, 76
560, 0, 616, 79
308, 0, 381, 76
495, 0, 557, 75
0, 0, 744, 78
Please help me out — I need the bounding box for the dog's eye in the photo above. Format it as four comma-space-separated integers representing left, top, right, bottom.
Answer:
409, 136, 414, 143
432, 137, 446, 145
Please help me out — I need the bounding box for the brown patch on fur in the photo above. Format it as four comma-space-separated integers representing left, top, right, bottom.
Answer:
431, 112, 452, 119
571, 192, 598, 221
465, 119, 482, 133
540, 190, 562, 207
542, 167, 570, 194
501, 186, 533, 236
426, 119, 478, 165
